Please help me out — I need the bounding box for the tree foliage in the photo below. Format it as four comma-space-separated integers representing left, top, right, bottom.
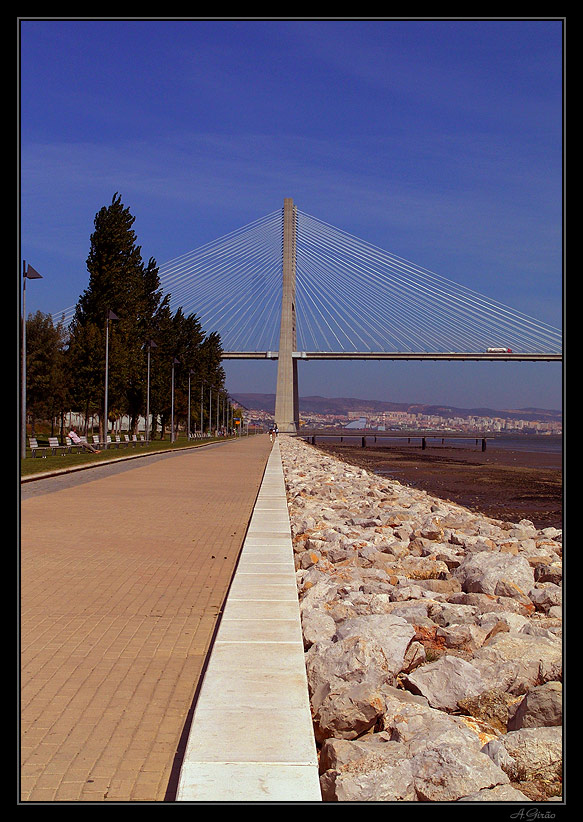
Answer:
24, 311, 69, 436
30, 193, 228, 438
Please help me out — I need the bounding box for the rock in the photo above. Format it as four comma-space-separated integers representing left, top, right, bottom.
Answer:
529, 583, 562, 613
381, 697, 484, 754
319, 737, 416, 801
454, 552, 535, 601
426, 601, 478, 626
419, 515, 445, 541
278, 435, 562, 804
313, 680, 387, 742
472, 633, 562, 695
482, 726, 562, 787
507, 681, 562, 730
409, 743, 509, 802
458, 689, 522, 734
301, 608, 336, 649
304, 637, 393, 741
436, 623, 488, 653
459, 783, 532, 801
401, 656, 486, 712
334, 614, 416, 678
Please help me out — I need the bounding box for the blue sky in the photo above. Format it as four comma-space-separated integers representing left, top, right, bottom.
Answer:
19, 18, 564, 411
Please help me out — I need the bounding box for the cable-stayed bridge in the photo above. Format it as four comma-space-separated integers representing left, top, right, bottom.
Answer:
53, 198, 562, 433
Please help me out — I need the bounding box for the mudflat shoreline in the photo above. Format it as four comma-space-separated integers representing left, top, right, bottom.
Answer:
314, 441, 562, 530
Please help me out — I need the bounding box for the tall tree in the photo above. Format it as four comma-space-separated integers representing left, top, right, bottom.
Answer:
68, 193, 166, 435
147, 307, 212, 438
25, 311, 69, 437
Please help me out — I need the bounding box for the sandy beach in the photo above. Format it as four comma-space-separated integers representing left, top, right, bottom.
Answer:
313, 440, 562, 530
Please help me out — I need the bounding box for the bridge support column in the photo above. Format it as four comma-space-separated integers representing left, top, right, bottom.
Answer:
274, 198, 299, 433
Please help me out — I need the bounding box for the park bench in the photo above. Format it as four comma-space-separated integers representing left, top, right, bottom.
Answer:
93, 435, 113, 448
48, 436, 69, 456
65, 436, 84, 454
28, 437, 47, 458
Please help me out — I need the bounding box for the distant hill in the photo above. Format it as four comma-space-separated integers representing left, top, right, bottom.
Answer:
231, 393, 562, 422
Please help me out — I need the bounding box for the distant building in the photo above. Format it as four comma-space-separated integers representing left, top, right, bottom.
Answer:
346, 417, 367, 429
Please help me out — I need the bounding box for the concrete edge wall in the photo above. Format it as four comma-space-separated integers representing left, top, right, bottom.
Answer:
176, 440, 322, 802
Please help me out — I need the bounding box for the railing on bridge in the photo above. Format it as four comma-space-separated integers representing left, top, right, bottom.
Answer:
222, 350, 561, 362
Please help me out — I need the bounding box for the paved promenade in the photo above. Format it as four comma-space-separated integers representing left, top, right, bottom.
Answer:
20, 435, 272, 802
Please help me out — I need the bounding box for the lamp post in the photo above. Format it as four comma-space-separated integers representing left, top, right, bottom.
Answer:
21, 261, 43, 459
187, 370, 195, 439
145, 339, 157, 442
171, 358, 180, 442
103, 309, 118, 448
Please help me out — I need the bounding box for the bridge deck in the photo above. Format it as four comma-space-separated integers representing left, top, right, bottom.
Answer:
222, 351, 561, 361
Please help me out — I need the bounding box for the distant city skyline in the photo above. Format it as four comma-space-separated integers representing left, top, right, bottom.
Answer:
20, 19, 564, 410
231, 390, 563, 416
233, 392, 562, 437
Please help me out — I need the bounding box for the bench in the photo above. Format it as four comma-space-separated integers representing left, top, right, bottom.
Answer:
93, 435, 113, 448
28, 437, 47, 458
65, 436, 84, 454
48, 436, 69, 456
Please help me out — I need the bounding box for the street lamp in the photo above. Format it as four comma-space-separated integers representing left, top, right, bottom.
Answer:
21, 261, 43, 459
103, 309, 119, 448
171, 358, 180, 442
187, 370, 195, 439
145, 339, 157, 442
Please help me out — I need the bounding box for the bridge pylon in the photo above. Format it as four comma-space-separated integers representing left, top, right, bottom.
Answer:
274, 197, 299, 433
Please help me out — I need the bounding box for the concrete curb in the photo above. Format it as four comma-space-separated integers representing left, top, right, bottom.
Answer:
176, 440, 321, 802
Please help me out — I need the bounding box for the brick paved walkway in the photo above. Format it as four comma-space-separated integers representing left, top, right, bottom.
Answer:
20, 436, 272, 803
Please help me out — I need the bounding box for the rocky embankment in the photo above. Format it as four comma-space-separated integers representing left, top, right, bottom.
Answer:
278, 436, 563, 803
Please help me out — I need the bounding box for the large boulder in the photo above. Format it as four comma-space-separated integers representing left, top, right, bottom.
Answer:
458, 688, 522, 734
401, 655, 486, 712
482, 726, 562, 788
507, 681, 562, 730
319, 736, 416, 802
304, 637, 393, 742
409, 743, 509, 802
381, 695, 485, 754
333, 614, 416, 678
472, 632, 562, 695
454, 552, 535, 601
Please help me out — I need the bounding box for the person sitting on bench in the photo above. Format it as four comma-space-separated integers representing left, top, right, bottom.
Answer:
68, 426, 101, 453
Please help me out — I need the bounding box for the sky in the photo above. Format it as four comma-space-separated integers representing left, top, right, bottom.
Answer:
19, 18, 564, 411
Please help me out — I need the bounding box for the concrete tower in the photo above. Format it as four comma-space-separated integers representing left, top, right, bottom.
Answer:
274, 198, 299, 433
